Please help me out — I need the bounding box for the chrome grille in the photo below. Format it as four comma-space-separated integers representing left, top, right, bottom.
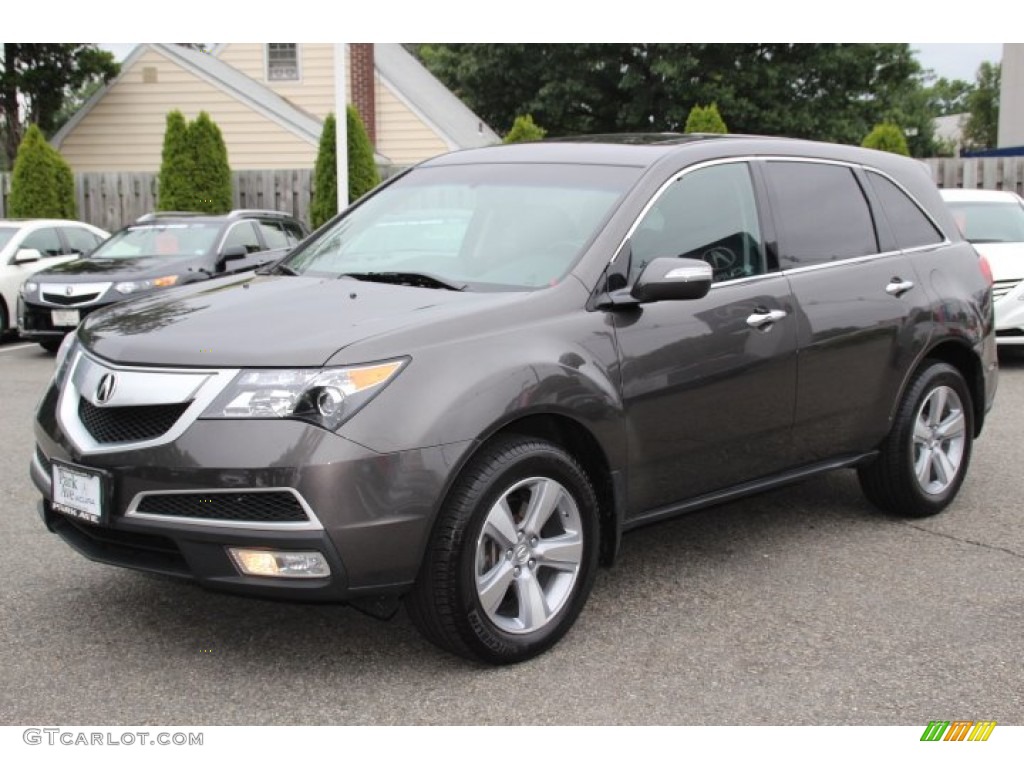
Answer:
78, 398, 191, 444
992, 279, 1020, 301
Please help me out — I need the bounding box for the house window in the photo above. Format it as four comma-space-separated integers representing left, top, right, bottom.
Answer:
267, 44, 298, 81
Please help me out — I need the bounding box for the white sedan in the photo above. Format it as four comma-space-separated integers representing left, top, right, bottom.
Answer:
940, 188, 1024, 346
0, 219, 109, 340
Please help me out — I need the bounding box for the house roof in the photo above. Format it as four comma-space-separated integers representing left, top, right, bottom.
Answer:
374, 44, 499, 150
52, 43, 390, 165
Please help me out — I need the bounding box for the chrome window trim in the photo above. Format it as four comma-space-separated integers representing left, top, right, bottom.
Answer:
57, 349, 239, 456
125, 487, 324, 531
610, 155, 953, 281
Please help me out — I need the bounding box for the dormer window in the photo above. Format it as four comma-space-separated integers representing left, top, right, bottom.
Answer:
267, 44, 299, 81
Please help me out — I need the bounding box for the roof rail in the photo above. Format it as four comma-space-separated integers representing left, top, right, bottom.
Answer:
134, 211, 206, 223
228, 209, 291, 219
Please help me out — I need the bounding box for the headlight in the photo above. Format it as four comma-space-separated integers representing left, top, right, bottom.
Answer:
201, 359, 407, 431
53, 333, 78, 387
21, 281, 38, 297
115, 275, 179, 294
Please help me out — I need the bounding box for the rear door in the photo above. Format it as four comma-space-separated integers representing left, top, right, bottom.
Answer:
613, 160, 798, 515
760, 160, 933, 464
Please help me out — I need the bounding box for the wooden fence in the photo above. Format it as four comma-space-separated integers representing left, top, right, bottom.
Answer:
2, 159, 1021, 232
0, 169, 316, 232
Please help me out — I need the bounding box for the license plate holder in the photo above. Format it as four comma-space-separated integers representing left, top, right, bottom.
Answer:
51, 460, 109, 526
51, 309, 81, 327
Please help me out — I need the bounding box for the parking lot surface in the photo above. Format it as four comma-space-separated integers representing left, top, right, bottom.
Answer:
1, 338, 1021, 725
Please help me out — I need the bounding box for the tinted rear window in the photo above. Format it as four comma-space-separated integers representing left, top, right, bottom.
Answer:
867, 172, 943, 249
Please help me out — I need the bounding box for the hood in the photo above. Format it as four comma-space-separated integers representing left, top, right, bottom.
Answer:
79, 273, 518, 367
35, 256, 210, 281
971, 242, 1024, 283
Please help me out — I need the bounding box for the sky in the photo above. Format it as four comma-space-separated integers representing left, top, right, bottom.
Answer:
100, 43, 1005, 84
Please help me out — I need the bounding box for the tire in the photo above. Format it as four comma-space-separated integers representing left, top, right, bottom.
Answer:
40, 339, 62, 353
407, 435, 599, 664
858, 361, 974, 517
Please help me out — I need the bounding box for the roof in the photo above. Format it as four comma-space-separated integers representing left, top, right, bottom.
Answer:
374, 44, 499, 150
940, 188, 1024, 203
52, 44, 390, 165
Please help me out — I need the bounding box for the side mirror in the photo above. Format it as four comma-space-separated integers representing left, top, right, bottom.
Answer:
14, 248, 42, 264
218, 244, 249, 265
630, 257, 713, 303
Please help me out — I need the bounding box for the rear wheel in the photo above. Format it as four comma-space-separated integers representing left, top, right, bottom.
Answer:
407, 435, 599, 664
858, 361, 973, 517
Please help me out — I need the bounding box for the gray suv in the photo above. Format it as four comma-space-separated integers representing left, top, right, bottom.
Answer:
31, 135, 997, 664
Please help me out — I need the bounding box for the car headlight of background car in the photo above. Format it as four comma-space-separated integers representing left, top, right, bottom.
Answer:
201, 359, 408, 431
20, 281, 38, 297
114, 275, 179, 294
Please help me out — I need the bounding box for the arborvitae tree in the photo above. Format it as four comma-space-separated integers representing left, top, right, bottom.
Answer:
311, 112, 338, 229
7, 124, 77, 218
862, 123, 910, 156
157, 110, 191, 210
187, 111, 232, 213
503, 114, 546, 143
684, 103, 728, 134
347, 104, 380, 203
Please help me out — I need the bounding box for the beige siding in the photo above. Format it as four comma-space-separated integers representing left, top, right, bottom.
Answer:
376, 76, 450, 165
218, 44, 451, 164
218, 43, 342, 119
58, 47, 316, 172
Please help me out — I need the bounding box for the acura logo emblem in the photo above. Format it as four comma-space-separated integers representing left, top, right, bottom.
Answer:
65, 286, 74, 296
96, 373, 117, 404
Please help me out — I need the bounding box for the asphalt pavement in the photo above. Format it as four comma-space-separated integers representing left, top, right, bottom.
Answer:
1, 338, 1021, 725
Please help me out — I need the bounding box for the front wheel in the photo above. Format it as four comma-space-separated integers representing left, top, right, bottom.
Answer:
858, 361, 974, 517
407, 436, 599, 664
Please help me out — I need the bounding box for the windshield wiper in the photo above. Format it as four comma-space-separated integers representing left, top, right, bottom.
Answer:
257, 262, 299, 276
338, 271, 467, 291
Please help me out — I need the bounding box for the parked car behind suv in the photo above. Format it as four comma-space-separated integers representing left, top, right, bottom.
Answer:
18, 209, 307, 350
0, 218, 109, 340
939, 188, 1024, 347
31, 135, 997, 664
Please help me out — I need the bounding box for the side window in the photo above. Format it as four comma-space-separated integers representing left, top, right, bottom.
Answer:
63, 227, 103, 255
764, 161, 878, 268
631, 162, 765, 283
281, 220, 306, 244
866, 172, 944, 249
21, 228, 64, 257
221, 222, 263, 254
258, 221, 290, 249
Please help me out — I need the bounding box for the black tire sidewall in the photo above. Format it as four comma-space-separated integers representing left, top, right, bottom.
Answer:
454, 444, 599, 663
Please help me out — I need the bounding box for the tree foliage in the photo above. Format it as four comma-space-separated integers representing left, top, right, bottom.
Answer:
311, 107, 381, 227
684, 103, 728, 133
417, 44, 932, 149
504, 114, 547, 143
311, 112, 338, 228
963, 62, 1000, 151
8, 124, 76, 218
156, 110, 231, 213
0, 44, 118, 169
862, 123, 910, 155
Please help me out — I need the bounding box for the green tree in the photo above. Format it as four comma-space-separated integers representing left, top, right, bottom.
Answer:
504, 114, 546, 143
0, 44, 119, 169
963, 61, 1000, 151
7, 124, 76, 218
157, 110, 191, 210
310, 112, 337, 228
861, 123, 910, 155
188, 111, 232, 213
684, 103, 728, 133
347, 104, 379, 202
417, 44, 925, 145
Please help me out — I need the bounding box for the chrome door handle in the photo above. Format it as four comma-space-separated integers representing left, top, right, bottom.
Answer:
886, 279, 915, 296
746, 309, 787, 328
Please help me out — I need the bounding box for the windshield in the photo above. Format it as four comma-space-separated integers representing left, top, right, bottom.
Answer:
286, 163, 642, 289
945, 200, 1024, 244
0, 227, 16, 251
90, 222, 222, 259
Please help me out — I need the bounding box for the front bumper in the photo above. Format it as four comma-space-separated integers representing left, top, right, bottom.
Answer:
18, 296, 114, 342
33, 381, 473, 602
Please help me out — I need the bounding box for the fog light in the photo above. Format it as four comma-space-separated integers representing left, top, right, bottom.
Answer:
228, 548, 330, 579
